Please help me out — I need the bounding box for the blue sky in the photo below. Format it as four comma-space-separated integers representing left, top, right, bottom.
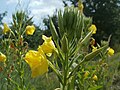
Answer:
0, 0, 64, 26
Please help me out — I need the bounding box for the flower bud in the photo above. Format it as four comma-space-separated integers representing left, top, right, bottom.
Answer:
0, 52, 6, 62
92, 75, 98, 81
107, 47, 114, 56
3, 23, 10, 34
88, 24, 97, 34
84, 71, 90, 78
78, 2, 84, 13
90, 38, 95, 45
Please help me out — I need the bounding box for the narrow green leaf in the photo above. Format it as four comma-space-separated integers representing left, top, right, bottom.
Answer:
68, 44, 108, 79
49, 18, 59, 42
26, 17, 33, 24
48, 60, 63, 85
88, 86, 103, 90
58, 10, 64, 37
79, 31, 93, 47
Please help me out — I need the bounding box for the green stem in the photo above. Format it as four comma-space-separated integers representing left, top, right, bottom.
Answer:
68, 59, 84, 79
48, 60, 63, 85
19, 52, 25, 89
4, 32, 11, 89
63, 52, 69, 90
8, 78, 20, 89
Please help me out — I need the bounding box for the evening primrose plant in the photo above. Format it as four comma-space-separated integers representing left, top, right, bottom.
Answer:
23, 2, 115, 90
0, 1, 116, 90
0, 11, 36, 90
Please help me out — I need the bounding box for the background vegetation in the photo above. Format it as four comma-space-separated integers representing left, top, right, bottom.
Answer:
0, 0, 120, 90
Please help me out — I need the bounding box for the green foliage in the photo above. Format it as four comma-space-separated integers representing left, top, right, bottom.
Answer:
49, 5, 117, 90
0, 11, 59, 90
63, 0, 120, 51
0, 1, 119, 90
10, 11, 44, 49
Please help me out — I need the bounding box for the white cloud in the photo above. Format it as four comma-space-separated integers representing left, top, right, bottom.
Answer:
29, 0, 64, 25
6, 0, 18, 4
31, 7, 56, 16
29, 0, 43, 7
2, 0, 64, 25
2, 16, 12, 24
25, 0, 64, 17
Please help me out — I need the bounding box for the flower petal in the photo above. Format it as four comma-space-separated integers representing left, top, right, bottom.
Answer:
24, 50, 48, 78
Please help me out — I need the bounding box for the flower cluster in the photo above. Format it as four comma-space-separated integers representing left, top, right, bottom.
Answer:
2, 23, 35, 36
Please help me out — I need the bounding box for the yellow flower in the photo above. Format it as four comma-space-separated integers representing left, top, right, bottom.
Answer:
39, 35, 57, 56
107, 47, 114, 56
25, 25, 35, 35
88, 24, 97, 34
84, 71, 90, 78
0, 52, 6, 62
92, 75, 98, 81
24, 50, 48, 78
3, 23, 10, 34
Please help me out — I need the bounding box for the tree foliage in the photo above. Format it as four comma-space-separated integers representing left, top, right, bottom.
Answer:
0, 11, 7, 25
0, 11, 7, 34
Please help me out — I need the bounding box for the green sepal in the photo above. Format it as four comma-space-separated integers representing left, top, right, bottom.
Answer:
61, 33, 68, 54
58, 10, 64, 37
48, 60, 63, 85
78, 31, 93, 47
88, 86, 103, 90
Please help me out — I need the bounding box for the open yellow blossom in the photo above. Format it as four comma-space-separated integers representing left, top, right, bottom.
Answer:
24, 50, 48, 78
39, 35, 57, 56
92, 75, 98, 81
0, 52, 6, 62
25, 25, 35, 35
107, 47, 114, 56
3, 23, 10, 34
88, 24, 97, 34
